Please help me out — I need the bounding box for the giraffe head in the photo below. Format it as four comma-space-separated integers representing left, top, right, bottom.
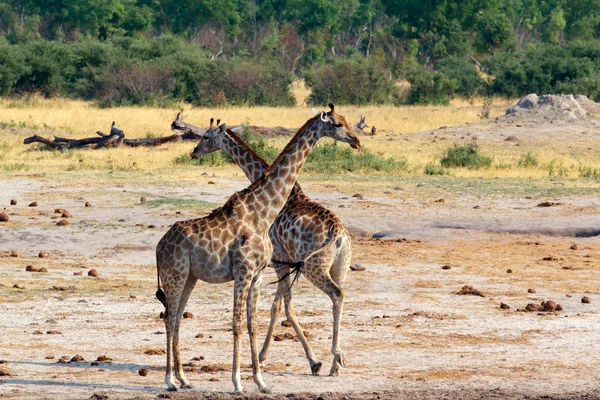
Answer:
190, 119, 225, 159
312, 104, 361, 150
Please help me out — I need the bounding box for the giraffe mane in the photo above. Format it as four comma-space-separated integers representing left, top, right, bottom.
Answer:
225, 129, 269, 169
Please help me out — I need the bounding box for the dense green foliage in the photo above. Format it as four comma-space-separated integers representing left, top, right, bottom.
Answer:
3, 0, 600, 105
441, 142, 493, 169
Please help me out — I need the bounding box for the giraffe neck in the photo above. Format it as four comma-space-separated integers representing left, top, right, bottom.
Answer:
219, 130, 269, 183
249, 117, 321, 225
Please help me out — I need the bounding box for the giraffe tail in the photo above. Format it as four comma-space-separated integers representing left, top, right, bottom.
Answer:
155, 267, 167, 311
271, 224, 341, 289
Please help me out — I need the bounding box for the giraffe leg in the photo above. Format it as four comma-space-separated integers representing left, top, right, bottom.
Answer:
163, 281, 186, 391
258, 282, 283, 366
327, 238, 351, 376
173, 276, 197, 389
247, 273, 271, 394
231, 275, 250, 394
277, 267, 321, 375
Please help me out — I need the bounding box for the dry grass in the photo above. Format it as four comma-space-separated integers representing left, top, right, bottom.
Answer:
2, 91, 600, 180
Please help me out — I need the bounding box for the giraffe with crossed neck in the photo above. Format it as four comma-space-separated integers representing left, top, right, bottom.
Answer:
157, 105, 360, 393
178, 110, 353, 377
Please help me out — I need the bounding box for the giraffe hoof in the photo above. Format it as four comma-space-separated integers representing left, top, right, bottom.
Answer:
166, 386, 178, 392
260, 387, 272, 394
311, 362, 322, 376
180, 383, 193, 389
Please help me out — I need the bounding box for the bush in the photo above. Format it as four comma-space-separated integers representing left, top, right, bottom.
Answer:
402, 62, 459, 105
304, 141, 407, 174
424, 162, 448, 175
518, 152, 539, 168
440, 142, 492, 169
436, 57, 486, 98
304, 57, 398, 106
0, 41, 28, 95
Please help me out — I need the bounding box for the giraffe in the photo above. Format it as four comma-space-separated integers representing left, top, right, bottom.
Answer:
156, 104, 360, 393
185, 118, 352, 377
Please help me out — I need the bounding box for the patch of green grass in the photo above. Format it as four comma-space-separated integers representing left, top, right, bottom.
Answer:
304, 142, 407, 174
424, 162, 448, 175
440, 141, 492, 169
517, 152, 539, 168
142, 198, 220, 208
3, 162, 29, 171
579, 166, 600, 179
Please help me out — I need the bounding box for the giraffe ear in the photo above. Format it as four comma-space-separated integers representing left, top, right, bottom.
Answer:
218, 123, 227, 132
175, 112, 180, 120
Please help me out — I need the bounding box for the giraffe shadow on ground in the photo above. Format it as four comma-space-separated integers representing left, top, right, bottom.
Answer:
0, 378, 157, 392
7, 359, 162, 372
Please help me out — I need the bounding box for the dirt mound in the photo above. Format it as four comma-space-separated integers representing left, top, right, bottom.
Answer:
506, 94, 589, 121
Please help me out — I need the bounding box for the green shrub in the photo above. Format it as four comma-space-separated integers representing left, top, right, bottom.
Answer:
579, 166, 600, 179
436, 57, 486, 98
0, 42, 28, 96
424, 162, 448, 175
304, 57, 398, 106
304, 141, 407, 174
440, 142, 492, 169
518, 152, 539, 168
402, 62, 459, 105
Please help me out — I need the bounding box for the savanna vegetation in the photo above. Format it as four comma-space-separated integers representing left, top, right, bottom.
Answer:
2, 1, 600, 106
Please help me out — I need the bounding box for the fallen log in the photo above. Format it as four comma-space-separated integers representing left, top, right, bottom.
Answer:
123, 134, 181, 147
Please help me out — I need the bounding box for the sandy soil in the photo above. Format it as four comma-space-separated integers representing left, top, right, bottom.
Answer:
1, 171, 600, 400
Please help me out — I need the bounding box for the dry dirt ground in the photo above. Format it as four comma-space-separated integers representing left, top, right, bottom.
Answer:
2, 101, 600, 399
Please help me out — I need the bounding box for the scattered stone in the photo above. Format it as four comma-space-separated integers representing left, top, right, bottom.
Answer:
10, 250, 18, 257
192, 356, 205, 361
506, 269, 513, 274
433, 198, 445, 203
209, 377, 219, 382
56, 219, 70, 226
281, 319, 292, 327
85, 202, 92, 207
542, 256, 563, 261
33, 330, 43, 335
96, 355, 113, 363
0, 369, 11, 376
542, 300, 557, 312
457, 285, 485, 297
352, 193, 364, 199
537, 201, 563, 207
442, 265, 452, 270
89, 393, 109, 400
29, 202, 38, 207
138, 368, 149, 376
208, 181, 216, 185
195, 333, 204, 338
200, 365, 218, 373
45, 355, 55, 359
570, 244, 579, 250
47, 330, 62, 334
70, 355, 85, 363
500, 303, 510, 310
61, 212, 72, 218
350, 263, 366, 271
39, 267, 48, 272
556, 304, 563, 311
38, 251, 47, 258
12, 284, 25, 289
129, 295, 136, 299
73, 271, 82, 276
91, 361, 99, 366
88, 269, 98, 277
148, 224, 156, 229
25, 265, 36, 272
582, 296, 591, 304
504, 136, 519, 142
10, 199, 17, 205
525, 303, 541, 312
51, 286, 77, 292
528, 288, 536, 294
144, 349, 165, 355
140, 197, 147, 203
183, 311, 193, 319
0, 212, 9, 222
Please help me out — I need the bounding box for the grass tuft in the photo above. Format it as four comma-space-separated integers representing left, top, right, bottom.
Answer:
441, 141, 492, 169
304, 142, 407, 174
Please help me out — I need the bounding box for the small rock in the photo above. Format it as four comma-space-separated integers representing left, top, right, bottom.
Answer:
144, 349, 165, 355
500, 303, 510, 310
29, 202, 38, 207
192, 356, 205, 361
433, 198, 445, 203
525, 303, 541, 312
10, 199, 17, 205
195, 333, 204, 338
96, 355, 113, 363
200, 365, 218, 373
183, 311, 193, 319
506, 269, 512, 274
45, 355, 55, 359
542, 256, 562, 261
350, 263, 366, 271
39, 267, 48, 272
73, 271, 82, 276
10, 250, 18, 257
91, 361, 99, 366
457, 285, 485, 297
352, 193, 363, 198
33, 330, 43, 335
281, 319, 292, 327
47, 330, 62, 334
537, 201, 563, 207
61, 212, 72, 218
528, 288, 536, 294
38, 251, 47, 258
582, 296, 591, 304
85, 202, 92, 207
138, 368, 149, 376
208, 181, 216, 185
148, 224, 156, 229
442, 265, 452, 270
88, 269, 98, 277
541, 300, 557, 312
209, 377, 219, 382
70, 355, 85, 363
140, 197, 147, 203
570, 244, 579, 250
0, 212, 9, 222
12, 284, 25, 289
25, 265, 36, 272
129, 295, 136, 299
56, 219, 70, 226
0, 369, 11, 377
